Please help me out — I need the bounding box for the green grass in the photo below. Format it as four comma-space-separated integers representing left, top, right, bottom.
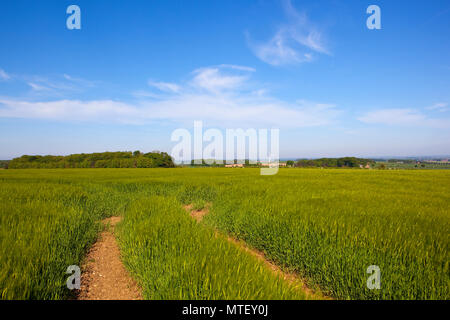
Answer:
203, 170, 450, 299
0, 182, 101, 299
117, 196, 304, 299
0, 168, 448, 300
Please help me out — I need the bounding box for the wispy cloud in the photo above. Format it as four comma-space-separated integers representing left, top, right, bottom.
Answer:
0, 72, 98, 97
358, 108, 450, 128
23, 74, 97, 97
218, 64, 256, 72
282, 0, 329, 54
0, 65, 340, 128
247, 0, 329, 66
425, 102, 449, 112
63, 74, 96, 88
131, 90, 163, 99
148, 81, 181, 93
25, 78, 77, 97
190, 67, 249, 94
248, 29, 313, 66
27, 82, 50, 91
0, 99, 139, 123
0, 96, 339, 128
0, 69, 11, 80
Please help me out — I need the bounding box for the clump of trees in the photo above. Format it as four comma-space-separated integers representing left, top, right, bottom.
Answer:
8, 151, 175, 169
295, 157, 375, 168
0, 160, 10, 169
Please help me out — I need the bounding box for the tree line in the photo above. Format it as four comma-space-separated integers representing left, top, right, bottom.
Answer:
0, 160, 9, 169
180, 157, 374, 168
7, 151, 175, 169
294, 157, 375, 168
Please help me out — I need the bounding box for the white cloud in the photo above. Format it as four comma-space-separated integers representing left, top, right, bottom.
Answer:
25, 75, 88, 94
0, 69, 11, 80
131, 90, 163, 99
252, 89, 267, 97
249, 29, 313, 66
0, 96, 339, 128
27, 82, 50, 91
247, 0, 329, 66
148, 81, 181, 93
218, 64, 256, 72
0, 99, 140, 123
426, 102, 448, 112
283, 0, 329, 54
63, 74, 96, 87
0, 66, 339, 128
358, 108, 450, 128
190, 67, 248, 93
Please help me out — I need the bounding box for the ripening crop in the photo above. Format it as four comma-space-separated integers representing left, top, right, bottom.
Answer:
0, 168, 448, 300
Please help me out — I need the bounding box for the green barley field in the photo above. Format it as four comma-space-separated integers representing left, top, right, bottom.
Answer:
0, 168, 449, 300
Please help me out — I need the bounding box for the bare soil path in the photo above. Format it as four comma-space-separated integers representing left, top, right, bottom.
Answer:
78, 216, 142, 300
184, 204, 330, 300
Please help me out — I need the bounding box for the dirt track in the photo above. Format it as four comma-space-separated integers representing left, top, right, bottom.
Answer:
184, 203, 329, 300
78, 217, 142, 300
77, 206, 328, 300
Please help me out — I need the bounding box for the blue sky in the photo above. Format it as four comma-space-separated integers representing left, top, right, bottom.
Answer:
0, 0, 449, 159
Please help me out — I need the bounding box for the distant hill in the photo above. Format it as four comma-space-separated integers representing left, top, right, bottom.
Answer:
8, 151, 175, 169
